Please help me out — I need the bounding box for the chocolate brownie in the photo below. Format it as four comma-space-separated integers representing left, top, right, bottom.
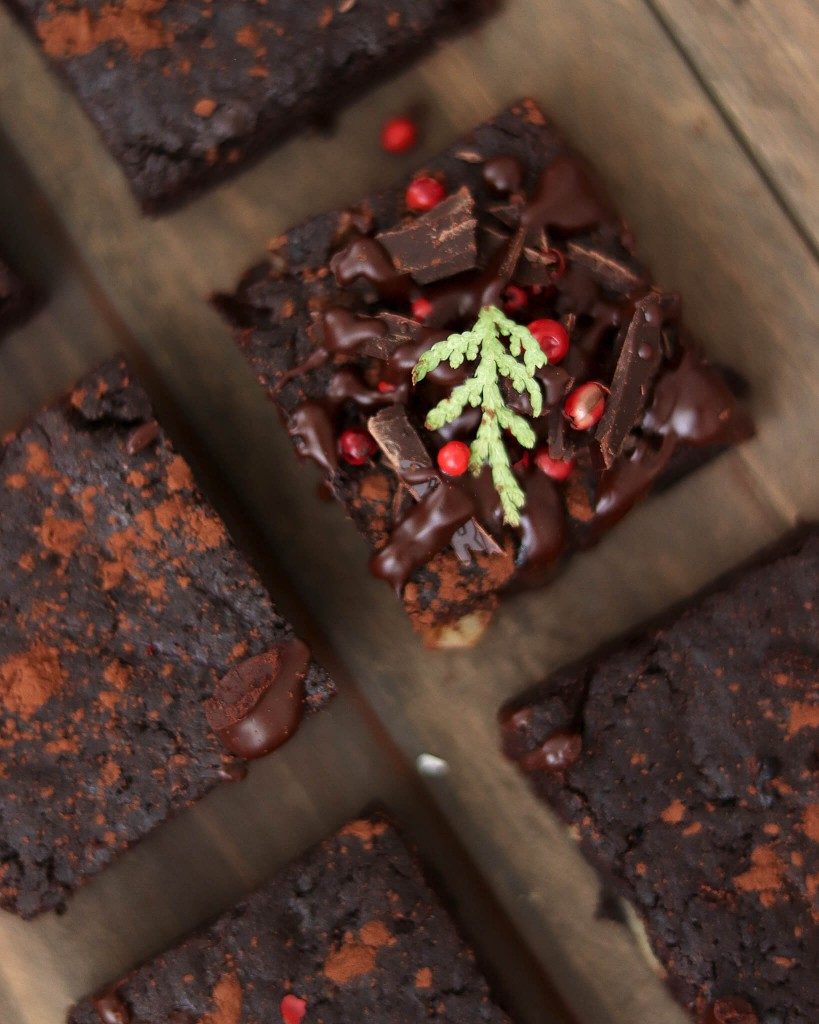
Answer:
215, 100, 753, 645
501, 529, 819, 1024
68, 813, 513, 1024
5, 0, 494, 212
0, 255, 33, 336
0, 360, 335, 918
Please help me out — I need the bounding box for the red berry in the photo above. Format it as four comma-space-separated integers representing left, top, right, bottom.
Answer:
377, 380, 396, 393
338, 427, 377, 466
381, 116, 418, 154
563, 382, 607, 431
437, 440, 470, 477
280, 994, 307, 1024
406, 176, 446, 212
534, 448, 575, 481
502, 285, 528, 313
527, 319, 570, 363
513, 451, 531, 471
411, 297, 432, 321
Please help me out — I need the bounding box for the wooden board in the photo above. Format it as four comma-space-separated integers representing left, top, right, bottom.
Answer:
647, 0, 819, 252
0, 1, 817, 1022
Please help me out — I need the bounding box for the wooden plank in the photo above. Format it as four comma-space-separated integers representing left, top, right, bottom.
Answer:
0, 0, 816, 1022
646, 0, 819, 252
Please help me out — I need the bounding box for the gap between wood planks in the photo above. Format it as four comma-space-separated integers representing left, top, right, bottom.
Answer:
641, 0, 819, 264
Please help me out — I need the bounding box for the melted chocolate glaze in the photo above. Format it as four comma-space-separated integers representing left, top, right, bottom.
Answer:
482, 154, 524, 195
205, 641, 310, 761
371, 482, 475, 594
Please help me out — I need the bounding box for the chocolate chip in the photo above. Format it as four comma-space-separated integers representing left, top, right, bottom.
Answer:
377, 187, 478, 285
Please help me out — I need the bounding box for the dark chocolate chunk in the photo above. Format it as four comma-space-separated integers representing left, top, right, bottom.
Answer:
595, 292, 665, 467
565, 239, 650, 293
368, 406, 503, 565
377, 187, 479, 285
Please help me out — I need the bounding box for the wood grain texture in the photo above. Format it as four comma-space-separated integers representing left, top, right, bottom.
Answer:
646, 0, 819, 251
0, 0, 817, 1022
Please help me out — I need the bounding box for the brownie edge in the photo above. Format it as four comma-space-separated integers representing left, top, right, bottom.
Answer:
68, 814, 513, 1024
501, 529, 819, 1023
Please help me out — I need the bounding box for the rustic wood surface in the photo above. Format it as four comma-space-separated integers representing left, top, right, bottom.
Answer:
646, 0, 819, 252
0, 1, 817, 1022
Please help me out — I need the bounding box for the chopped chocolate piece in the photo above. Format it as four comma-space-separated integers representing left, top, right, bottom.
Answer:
68, 814, 513, 1024
368, 312, 431, 357
368, 405, 503, 564
566, 239, 650, 293
502, 530, 819, 1024
377, 187, 479, 284
367, 405, 437, 491
5, 0, 497, 212
216, 100, 751, 643
595, 292, 666, 467
0, 360, 335, 918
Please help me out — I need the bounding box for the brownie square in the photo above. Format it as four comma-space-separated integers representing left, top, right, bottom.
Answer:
68, 813, 512, 1024
5, 0, 493, 211
215, 100, 753, 646
0, 256, 33, 336
0, 360, 335, 918
501, 530, 819, 1024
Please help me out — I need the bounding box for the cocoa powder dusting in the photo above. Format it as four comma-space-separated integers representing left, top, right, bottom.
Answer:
37, 0, 173, 60
0, 643, 67, 718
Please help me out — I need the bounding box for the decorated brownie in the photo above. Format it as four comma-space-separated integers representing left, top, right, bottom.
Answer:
216, 100, 753, 645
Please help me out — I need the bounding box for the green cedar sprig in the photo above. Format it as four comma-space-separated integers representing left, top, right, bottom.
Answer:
412, 305, 547, 526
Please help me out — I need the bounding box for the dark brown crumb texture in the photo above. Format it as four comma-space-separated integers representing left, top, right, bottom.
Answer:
501, 530, 819, 1024
0, 360, 335, 919
5, 0, 494, 211
216, 100, 752, 641
68, 814, 513, 1024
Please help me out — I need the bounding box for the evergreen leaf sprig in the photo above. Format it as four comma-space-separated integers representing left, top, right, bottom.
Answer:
412, 305, 547, 526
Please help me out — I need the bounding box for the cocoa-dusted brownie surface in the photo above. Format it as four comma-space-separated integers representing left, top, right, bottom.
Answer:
216, 100, 752, 644
0, 360, 334, 918
5, 0, 493, 211
0, 256, 32, 336
69, 813, 513, 1024
501, 530, 819, 1024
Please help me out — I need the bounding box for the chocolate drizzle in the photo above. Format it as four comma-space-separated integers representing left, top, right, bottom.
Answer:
370, 481, 475, 594
288, 402, 338, 476
204, 641, 310, 760
368, 405, 503, 570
